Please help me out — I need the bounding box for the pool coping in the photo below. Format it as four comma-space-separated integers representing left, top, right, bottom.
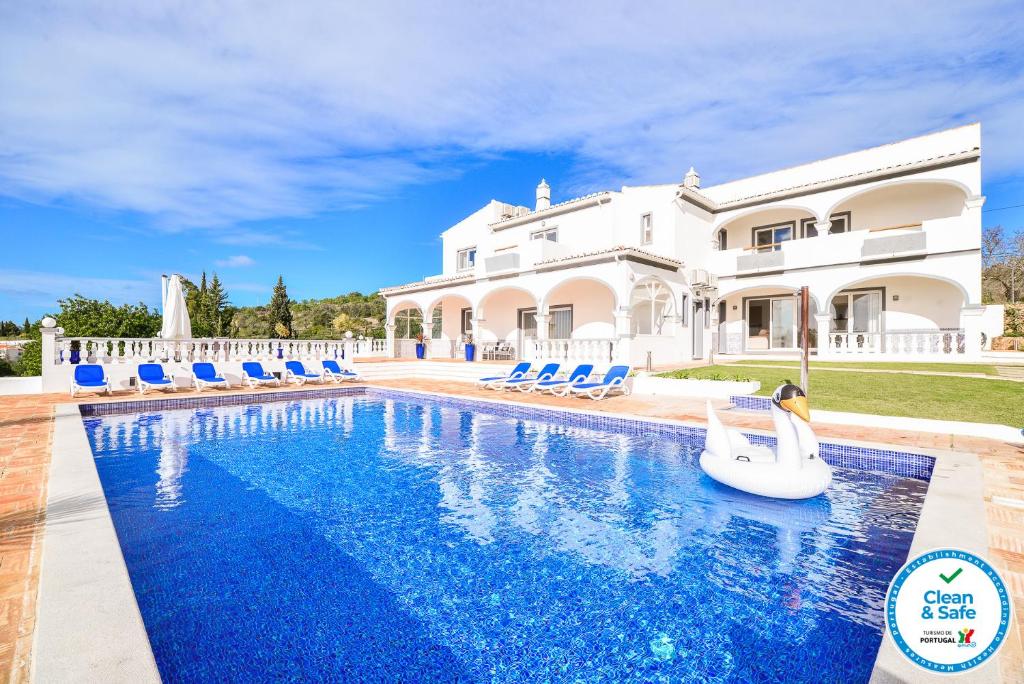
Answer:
32, 386, 995, 683
31, 403, 161, 683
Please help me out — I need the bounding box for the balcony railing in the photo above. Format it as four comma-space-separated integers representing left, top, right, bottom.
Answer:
52, 336, 386, 365
711, 217, 967, 276
824, 328, 965, 357
525, 338, 617, 364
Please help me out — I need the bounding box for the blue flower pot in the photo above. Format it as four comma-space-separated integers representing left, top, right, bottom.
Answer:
415, 343, 426, 359
70, 349, 81, 365
277, 345, 283, 359
464, 344, 476, 362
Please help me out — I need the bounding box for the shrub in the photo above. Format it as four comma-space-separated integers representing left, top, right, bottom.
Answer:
1005, 304, 1024, 338
14, 339, 41, 377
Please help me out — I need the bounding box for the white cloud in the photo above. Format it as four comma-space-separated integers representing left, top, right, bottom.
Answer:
1, 1, 1022, 226
215, 255, 256, 268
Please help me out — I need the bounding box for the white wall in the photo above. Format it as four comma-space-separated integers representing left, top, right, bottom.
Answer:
849, 276, 964, 329
544, 279, 615, 338
477, 288, 536, 344
835, 183, 966, 231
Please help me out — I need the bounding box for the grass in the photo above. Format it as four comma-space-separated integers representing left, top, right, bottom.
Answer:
657, 365, 1024, 426
724, 360, 1002, 375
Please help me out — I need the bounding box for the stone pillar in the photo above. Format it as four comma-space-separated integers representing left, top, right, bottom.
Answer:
960, 305, 985, 360
343, 336, 357, 368
384, 324, 396, 359
613, 310, 632, 365
40, 318, 62, 392
814, 313, 832, 358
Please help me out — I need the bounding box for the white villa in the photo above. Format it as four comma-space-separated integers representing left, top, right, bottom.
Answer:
381, 123, 1002, 367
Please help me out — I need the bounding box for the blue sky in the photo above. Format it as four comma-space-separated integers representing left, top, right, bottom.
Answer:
2, 1, 1024, 320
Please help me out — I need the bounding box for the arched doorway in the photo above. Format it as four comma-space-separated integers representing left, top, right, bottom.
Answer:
629, 279, 676, 335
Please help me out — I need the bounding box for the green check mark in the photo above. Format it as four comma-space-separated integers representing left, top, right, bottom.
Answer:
939, 567, 963, 584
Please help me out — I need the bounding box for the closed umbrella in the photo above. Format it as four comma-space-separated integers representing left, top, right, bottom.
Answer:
160, 274, 192, 340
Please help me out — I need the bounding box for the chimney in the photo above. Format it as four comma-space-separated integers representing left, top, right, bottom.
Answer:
535, 178, 551, 211
683, 167, 701, 189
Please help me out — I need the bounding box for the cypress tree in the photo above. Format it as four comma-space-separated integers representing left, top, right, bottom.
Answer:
268, 276, 292, 338
23, 317, 31, 336
208, 273, 229, 336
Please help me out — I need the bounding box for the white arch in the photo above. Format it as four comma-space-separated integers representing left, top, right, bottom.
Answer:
476, 285, 539, 319
824, 272, 970, 307
713, 203, 821, 231
823, 178, 971, 220
539, 275, 620, 313
386, 297, 425, 323
713, 284, 822, 311
630, 277, 679, 335
424, 291, 474, 318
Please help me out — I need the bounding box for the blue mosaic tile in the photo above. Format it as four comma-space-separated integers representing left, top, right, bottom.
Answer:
83, 390, 931, 682
729, 394, 772, 412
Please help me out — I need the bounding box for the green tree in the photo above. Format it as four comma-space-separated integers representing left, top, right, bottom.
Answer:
268, 276, 292, 338
208, 273, 229, 336
22, 317, 30, 337
56, 295, 161, 337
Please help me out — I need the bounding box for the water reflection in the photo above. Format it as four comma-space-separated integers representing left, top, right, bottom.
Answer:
87, 395, 917, 612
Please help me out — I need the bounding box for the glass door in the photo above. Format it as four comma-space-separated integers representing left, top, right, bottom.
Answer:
851, 292, 881, 334
518, 309, 537, 358
746, 296, 797, 350
770, 299, 795, 349
549, 306, 572, 339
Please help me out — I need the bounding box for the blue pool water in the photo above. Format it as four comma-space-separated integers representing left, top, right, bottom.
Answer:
84, 390, 928, 683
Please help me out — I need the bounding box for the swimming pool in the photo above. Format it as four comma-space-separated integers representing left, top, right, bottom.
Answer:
84, 388, 929, 682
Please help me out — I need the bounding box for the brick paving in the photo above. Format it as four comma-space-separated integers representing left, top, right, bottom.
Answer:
1, 380, 1021, 681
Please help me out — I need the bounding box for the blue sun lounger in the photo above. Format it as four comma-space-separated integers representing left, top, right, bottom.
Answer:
138, 363, 176, 394
322, 359, 361, 382
70, 364, 111, 397
476, 362, 531, 389
192, 362, 229, 391
285, 361, 323, 385
532, 364, 594, 396
567, 365, 631, 400
500, 362, 560, 392
242, 362, 280, 389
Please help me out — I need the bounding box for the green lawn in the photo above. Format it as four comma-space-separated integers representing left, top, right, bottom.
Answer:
658, 365, 1023, 426
724, 360, 1001, 375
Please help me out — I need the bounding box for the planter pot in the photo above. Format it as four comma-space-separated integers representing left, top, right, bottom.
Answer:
69, 349, 81, 365
415, 343, 426, 359
464, 344, 476, 362
277, 346, 283, 359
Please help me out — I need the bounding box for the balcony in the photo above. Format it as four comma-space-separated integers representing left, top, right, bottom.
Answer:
709, 216, 968, 277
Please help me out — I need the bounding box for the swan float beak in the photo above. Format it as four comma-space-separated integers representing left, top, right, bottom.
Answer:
781, 395, 810, 423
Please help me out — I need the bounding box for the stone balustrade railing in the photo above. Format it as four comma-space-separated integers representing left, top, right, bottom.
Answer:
824, 328, 966, 357
51, 336, 388, 365
525, 338, 618, 364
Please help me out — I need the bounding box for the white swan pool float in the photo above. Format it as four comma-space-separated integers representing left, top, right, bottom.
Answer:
699, 384, 832, 500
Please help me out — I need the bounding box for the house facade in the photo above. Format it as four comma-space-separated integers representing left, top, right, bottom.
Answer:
380, 124, 1000, 366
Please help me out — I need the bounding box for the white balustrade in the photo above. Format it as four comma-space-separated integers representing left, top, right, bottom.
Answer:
51, 336, 390, 366
526, 338, 617, 364
825, 329, 965, 358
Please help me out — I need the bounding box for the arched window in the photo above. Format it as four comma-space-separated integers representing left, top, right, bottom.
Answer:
630, 281, 675, 335
393, 308, 423, 338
